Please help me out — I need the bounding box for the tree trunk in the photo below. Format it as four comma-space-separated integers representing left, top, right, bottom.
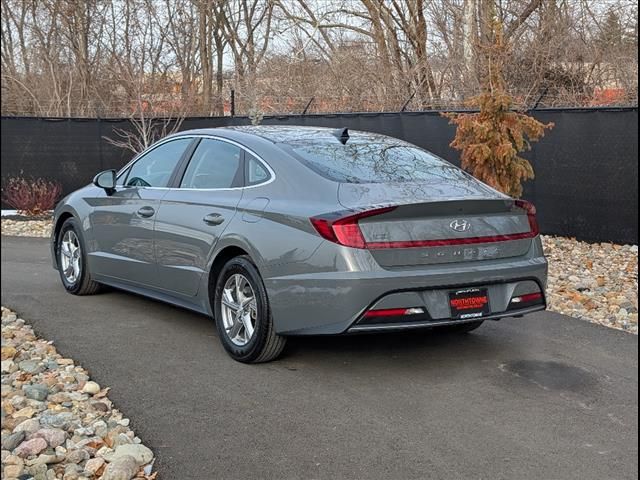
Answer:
199, 0, 212, 113
462, 0, 477, 93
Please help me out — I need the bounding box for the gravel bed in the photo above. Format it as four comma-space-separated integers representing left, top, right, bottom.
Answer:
1, 307, 156, 480
2, 219, 52, 238
1, 218, 637, 334
543, 236, 638, 334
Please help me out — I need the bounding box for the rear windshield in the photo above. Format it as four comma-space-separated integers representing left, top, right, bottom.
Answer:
287, 141, 462, 184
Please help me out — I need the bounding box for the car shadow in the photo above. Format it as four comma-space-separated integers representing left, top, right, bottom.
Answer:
284, 325, 511, 360
97, 287, 516, 375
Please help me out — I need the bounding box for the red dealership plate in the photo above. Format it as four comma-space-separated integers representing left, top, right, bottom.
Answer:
449, 288, 490, 320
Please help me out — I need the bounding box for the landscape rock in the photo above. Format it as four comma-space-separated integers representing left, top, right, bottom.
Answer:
1, 359, 16, 373
110, 443, 153, 466
62, 463, 81, 480
24, 384, 49, 401
83, 456, 105, 475
81, 381, 100, 395
27, 452, 64, 465
13, 418, 41, 434
4, 463, 23, 477
2, 430, 25, 451
38, 412, 76, 430
65, 449, 90, 464
19, 360, 43, 374
1, 219, 52, 238
31, 428, 66, 448
100, 454, 138, 480
543, 236, 638, 334
1, 307, 154, 478
1, 346, 17, 360
14, 437, 47, 457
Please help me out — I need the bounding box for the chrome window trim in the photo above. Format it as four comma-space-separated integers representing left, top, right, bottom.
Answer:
116, 133, 276, 191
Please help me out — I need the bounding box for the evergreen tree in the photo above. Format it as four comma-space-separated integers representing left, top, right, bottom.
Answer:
444, 18, 553, 198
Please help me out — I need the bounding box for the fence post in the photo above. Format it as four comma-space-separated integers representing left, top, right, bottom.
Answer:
302, 97, 315, 115
530, 86, 549, 111
97, 115, 103, 171
230, 90, 235, 117
401, 92, 416, 112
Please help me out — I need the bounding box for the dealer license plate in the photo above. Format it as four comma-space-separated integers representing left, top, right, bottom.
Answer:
449, 288, 490, 319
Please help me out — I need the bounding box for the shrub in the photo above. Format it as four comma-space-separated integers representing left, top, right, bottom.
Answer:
1, 177, 62, 216
443, 19, 553, 198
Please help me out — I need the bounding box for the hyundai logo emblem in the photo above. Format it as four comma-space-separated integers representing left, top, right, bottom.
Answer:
450, 219, 471, 232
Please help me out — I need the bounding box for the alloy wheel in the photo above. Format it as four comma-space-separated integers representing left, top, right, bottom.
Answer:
60, 230, 82, 284
220, 274, 258, 346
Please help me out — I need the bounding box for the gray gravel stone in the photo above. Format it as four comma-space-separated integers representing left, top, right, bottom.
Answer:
13, 418, 41, 434
38, 412, 77, 430
2, 430, 26, 451
19, 360, 43, 374
24, 384, 49, 401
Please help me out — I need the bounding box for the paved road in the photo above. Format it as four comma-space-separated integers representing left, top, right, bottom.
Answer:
1, 236, 638, 480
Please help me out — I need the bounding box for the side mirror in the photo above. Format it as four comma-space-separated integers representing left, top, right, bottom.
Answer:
93, 169, 116, 193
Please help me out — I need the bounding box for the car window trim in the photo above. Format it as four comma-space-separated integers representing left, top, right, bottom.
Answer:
116, 134, 275, 192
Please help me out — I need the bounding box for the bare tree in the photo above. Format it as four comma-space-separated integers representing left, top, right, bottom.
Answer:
103, 112, 184, 154
1, 0, 637, 117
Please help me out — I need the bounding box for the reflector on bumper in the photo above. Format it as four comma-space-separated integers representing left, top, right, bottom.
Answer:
507, 292, 544, 311
364, 307, 426, 318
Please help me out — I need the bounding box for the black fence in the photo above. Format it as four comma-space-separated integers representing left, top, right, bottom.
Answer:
1, 108, 638, 244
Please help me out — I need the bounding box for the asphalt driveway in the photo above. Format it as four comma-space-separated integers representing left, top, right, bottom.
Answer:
1, 236, 638, 479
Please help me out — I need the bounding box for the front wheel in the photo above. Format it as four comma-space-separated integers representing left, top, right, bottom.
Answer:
56, 218, 101, 295
213, 255, 286, 363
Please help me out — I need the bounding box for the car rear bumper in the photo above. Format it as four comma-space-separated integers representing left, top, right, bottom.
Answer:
264, 239, 548, 335
346, 303, 546, 333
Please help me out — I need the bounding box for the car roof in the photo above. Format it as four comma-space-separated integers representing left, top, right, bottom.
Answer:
172, 125, 403, 147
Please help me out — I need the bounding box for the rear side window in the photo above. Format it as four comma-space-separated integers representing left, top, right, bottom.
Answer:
180, 139, 242, 189
245, 153, 271, 186
125, 138, 191, 187
289, 141, 461, 184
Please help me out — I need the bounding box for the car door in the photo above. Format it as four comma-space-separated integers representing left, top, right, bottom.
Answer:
88, 137, 194, 287
153, 137, 245, 296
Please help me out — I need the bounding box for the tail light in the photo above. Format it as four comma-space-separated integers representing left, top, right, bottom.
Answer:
515, 200, 540, 237
310, 207, 396, 249
310, 201, 540, 250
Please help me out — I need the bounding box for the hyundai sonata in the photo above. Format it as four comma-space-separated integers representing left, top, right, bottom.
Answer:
51, 126, 547, 362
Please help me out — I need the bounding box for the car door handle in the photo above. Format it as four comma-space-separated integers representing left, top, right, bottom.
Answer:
203, 213, 225, 226
137, 206, 155, 218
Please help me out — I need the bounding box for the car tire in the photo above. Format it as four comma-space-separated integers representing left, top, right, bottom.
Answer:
214, 255, 286, 363
440, 320, 484, 334
56, 217, 102, 295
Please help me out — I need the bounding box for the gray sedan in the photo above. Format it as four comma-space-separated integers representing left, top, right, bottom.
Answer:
51, 126, 548, 362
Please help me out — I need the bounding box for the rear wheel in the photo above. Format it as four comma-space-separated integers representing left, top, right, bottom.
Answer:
439, 320, 484, 334
213, 255, 286, 363
56, 218, 101, 295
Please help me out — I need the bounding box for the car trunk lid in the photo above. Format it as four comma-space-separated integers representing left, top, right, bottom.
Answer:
334, 182, 536, 267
